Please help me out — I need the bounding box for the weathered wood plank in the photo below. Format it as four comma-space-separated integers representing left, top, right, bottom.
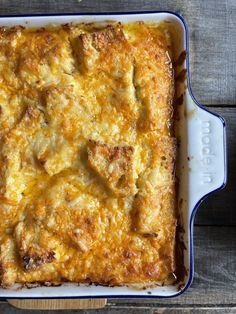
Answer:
0, 305, 235, 314
0, 0, 235, 106
194, 107, 236, 225
184, 0, 236, 106
7, 299, 106, 310
0, 304, 152, 314
112, 226, 236, 305
153, 309, 236, 313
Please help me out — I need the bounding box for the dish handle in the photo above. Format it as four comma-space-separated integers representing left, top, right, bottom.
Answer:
187, 93, 227, 210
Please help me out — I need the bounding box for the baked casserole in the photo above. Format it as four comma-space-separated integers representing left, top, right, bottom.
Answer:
0, 21, 177, 287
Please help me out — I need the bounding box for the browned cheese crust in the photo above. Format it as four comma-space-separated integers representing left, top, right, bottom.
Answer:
0, 22, 176, 287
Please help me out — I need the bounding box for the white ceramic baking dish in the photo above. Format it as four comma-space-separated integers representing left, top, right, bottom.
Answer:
0, 11, 226, 299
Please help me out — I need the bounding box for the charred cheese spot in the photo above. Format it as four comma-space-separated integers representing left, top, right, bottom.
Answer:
22, 250, 55, 271
14, 221, 55, 271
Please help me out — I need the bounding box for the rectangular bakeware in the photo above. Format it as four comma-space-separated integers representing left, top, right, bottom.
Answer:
0, 11, 227, 299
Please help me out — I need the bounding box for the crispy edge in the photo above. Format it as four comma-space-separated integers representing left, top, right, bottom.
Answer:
87, 139, 137, 196
133, 137, 177, 235
72, 24, 131, 73
14, 222, 55, 272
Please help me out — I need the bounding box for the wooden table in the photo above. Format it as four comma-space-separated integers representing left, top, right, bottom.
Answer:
0, 0, 235, 313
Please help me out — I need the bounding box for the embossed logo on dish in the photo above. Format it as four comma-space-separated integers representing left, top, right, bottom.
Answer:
200, 121, 214, 184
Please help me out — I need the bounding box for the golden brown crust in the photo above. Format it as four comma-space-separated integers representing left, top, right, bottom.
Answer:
87, 140, 137, 196
14, 222, 55, 271
0, 238, 17, 287
0, 22, 176, 288
21, 250, 55, 271
71, 24, 138, 119
72, 24, 132, 73
133, 137, 177, 234
130, 23, 174, 133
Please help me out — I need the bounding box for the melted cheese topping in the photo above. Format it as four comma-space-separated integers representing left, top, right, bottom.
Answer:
0, 22, 176, 287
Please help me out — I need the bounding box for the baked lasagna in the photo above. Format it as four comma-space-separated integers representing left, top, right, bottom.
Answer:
0, 22, 177, 287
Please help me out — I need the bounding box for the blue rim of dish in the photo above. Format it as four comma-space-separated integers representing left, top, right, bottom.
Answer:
0, 10, 227, 300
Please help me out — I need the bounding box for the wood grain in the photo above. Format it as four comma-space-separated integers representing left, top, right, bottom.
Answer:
153, 309, 236, 313
7, 298, 106, 310
1, 304, 236, 314
0, 0, 235, 106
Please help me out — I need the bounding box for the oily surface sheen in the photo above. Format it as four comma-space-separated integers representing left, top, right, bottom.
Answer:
0, 22, 176, 287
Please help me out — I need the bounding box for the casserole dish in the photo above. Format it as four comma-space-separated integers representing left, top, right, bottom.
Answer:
0, 11, 226, 299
